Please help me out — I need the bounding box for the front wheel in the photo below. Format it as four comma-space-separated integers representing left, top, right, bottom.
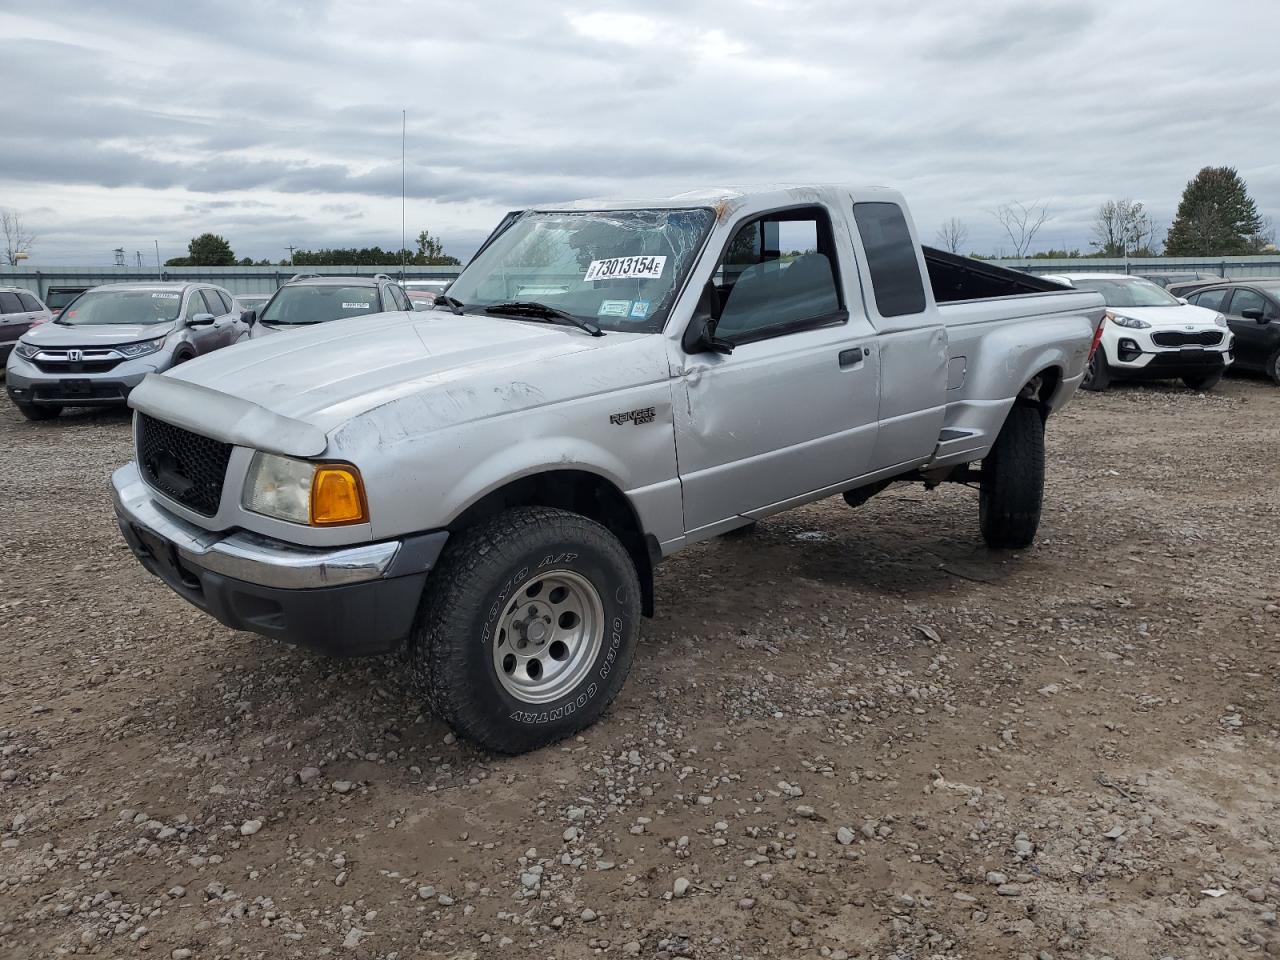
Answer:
1182, 371, 1223, 391
410, 506, 641, 754
15, 402, 61, 421
1081, 347, 1110, 392
979, 403, 1045, 549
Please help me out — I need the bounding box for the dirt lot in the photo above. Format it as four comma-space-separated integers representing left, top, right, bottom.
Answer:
1, 376, 1278, 960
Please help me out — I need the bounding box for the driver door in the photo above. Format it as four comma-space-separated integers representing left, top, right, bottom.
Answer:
671, 205, 881, 537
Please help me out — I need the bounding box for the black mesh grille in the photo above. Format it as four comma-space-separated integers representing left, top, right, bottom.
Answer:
137, 414, 232, 516
1152, 330, 1223, 347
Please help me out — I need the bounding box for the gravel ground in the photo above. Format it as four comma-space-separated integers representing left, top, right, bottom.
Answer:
1, 376, 1278, 960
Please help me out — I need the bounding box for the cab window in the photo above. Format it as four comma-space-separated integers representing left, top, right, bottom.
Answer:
853, 202, 926, 317
711, 206, 844, 344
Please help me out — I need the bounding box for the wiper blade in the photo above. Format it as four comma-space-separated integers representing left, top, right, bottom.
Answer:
483, 301, 603, 337
434, 294, 465, 316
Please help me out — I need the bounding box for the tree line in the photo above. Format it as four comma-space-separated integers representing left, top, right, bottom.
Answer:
164, 229, 461, 267
934, 166, 1273, 259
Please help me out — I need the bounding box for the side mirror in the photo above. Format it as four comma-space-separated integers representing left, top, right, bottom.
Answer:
1241, 307, 1265, 322
681, 281, 733, 355
1177, 297, 1189, 304
240, 309, 257, 326
188, 313, 216, 326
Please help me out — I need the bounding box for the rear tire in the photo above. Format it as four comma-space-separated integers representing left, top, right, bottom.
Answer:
15, 403, 61, 421
409, 506, 641, 754
1267, 349, 1280, 386
1182, 371, 1222, 391
979, 403, 1045, 549
1081, 347, 1110, 392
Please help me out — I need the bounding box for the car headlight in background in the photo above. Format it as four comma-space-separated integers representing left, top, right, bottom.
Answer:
1213, 313, 1228, 328
1104, 311, 1150, 329
115, 337, 168, 359
243, 452, 368, 526
14, 341, 40, 359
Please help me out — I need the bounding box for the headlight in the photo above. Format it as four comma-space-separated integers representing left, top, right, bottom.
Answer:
243, 452, 368, 526
1105, 311, 1150, 329
1214, 313, 1227, 328
116, 337, 168, 359
14, 341, 40, 360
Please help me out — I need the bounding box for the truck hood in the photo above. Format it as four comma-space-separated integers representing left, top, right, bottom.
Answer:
22, 321, 175, 347
1109, 303, 1222, 329
128, 310, 664, 457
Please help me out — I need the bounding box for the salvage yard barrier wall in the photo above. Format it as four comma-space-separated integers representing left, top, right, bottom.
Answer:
0, 264, 463, 298
5, 255, 1280, 299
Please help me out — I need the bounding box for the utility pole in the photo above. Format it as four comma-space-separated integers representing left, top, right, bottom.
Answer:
154, 240, 162, 279
285, 245, 297, 266
135, 251, 143, 267
113, 247, 125, 267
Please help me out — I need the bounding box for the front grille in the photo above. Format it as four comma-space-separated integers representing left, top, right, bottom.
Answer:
137, 414, 232, 516
1152, 330, 1223, 347
33, 358, 123, 374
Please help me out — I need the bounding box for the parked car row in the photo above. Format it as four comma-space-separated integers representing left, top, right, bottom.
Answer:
1041, 273, 1280, 390
1, 273, 444, 419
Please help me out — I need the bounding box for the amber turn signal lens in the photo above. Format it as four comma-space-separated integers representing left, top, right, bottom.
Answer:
310, 465, 368, 526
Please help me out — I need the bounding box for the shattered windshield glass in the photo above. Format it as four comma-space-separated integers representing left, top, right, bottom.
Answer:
444, 208, 714, 333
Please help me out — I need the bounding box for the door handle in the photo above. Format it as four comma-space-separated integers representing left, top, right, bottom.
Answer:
839, 347, 869, 368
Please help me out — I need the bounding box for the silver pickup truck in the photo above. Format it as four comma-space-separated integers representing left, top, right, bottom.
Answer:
111, 185, 1105, 753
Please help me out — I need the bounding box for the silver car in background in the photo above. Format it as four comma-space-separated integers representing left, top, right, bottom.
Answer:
0, 286, 52, 361
5, 282, 247, 421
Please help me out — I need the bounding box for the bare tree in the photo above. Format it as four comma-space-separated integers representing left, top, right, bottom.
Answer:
1091, 199, 1158, 256
991, 201, 1051, 258
1, 209, 36, 265
935, 217, 969, 254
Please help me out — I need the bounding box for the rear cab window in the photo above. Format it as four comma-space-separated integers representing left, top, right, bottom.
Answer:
853, 202, 926, 318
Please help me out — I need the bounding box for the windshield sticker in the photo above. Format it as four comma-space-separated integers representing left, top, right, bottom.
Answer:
629, 300, 650, 319
597, 299, 632, 318
584, 255, 667, 282
341, 302, 372, 309
151, 293, 180, 299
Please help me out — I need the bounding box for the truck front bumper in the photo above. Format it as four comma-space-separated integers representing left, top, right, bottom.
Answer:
111, 462, 447, 656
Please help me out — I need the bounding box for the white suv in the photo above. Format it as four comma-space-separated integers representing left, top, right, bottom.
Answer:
1044, 274, 1232, 391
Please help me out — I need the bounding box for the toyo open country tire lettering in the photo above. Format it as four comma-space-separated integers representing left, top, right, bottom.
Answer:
410, 506, 640, 754
979, 403, 1045, 549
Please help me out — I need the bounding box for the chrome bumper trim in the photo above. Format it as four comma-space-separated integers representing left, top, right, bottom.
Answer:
111, 462, 398, 589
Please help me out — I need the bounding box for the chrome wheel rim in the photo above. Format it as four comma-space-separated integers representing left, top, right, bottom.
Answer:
492, 569, 605, 704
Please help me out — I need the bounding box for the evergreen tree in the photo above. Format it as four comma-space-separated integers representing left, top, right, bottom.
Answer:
1165, 167, 1263, 256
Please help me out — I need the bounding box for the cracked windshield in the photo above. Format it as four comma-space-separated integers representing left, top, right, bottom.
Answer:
443, 208, 714, 332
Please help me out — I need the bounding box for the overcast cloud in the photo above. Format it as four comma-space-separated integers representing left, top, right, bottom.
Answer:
3, 0, 1279, 265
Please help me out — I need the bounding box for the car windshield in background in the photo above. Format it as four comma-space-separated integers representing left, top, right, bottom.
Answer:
45, 290, 85, 310
56, 289, 183, 325
444, 208, 715, 333
258, 286, 381, 325
1072, 279, 1181, 308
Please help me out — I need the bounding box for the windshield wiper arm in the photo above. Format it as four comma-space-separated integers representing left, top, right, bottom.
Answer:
483, 301, 603, 337
434, 294, 465, 316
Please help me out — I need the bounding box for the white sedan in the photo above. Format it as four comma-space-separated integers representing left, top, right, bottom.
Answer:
1043, 273, 1232, 391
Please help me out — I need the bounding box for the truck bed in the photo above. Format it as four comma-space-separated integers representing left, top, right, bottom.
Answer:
924, 246, 1065, 304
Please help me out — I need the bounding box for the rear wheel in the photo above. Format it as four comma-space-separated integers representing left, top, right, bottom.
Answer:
979, 403, 1045, 549
409, 506, 641, 754
15, 403, 61, 421
1182, 371, 1222, 391
1268, 349, 1280, 385
1081, 347, 1111, 392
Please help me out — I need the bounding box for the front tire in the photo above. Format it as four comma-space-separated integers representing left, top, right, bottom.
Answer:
979, 403, 1045, 549
410, 506, 641, 754
15, 402, 61, 421
1081, 347, 1111, 392
1182, 371, 1222, 391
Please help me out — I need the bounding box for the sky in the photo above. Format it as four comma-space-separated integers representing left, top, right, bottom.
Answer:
3, 0, 1279, 267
